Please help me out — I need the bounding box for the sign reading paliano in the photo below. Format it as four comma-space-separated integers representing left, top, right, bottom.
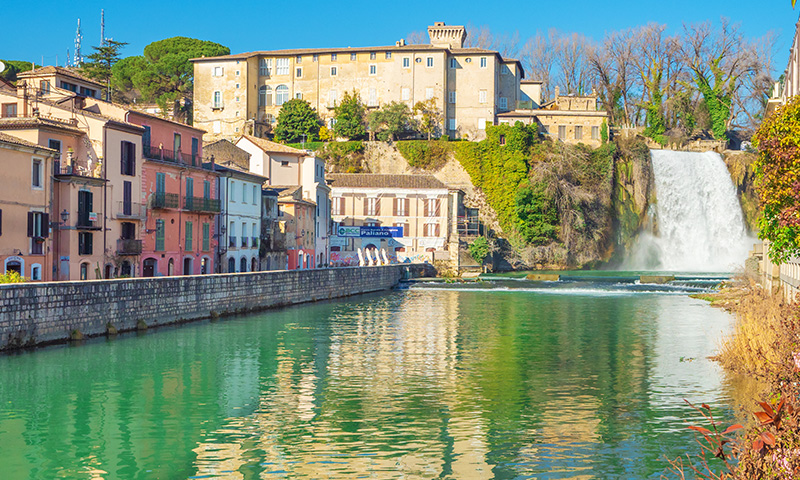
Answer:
337, 226, 404, 238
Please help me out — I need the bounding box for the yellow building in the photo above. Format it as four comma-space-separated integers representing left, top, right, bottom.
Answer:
497, 86, 608, 148
0, 132, 58, 281
192, 22, 524, 142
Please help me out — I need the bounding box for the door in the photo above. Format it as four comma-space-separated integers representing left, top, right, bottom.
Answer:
143, 258, 157, 277
183, 257, 192, 275
191, 137, 199, 166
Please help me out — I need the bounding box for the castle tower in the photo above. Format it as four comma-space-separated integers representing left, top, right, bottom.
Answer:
427, 22, 466, 49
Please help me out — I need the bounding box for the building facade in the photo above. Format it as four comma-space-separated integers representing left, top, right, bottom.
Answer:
192, 22, 524, 142
0, 132, 57, 281
260, 188, 286, 271
274, 186, 316, 270
327, 174, 460, 266
211, 164, 266, 273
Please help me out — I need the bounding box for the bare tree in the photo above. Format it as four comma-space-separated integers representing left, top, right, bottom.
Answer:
405, 30, 428, 45
465, 23, 521, 59
588, 29, 637, 127
521, 30, 559, 101
553, 32, 593, 95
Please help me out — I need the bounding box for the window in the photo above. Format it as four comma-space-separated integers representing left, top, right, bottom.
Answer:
575, 125, 583, 140
479, 90, 487, 104
241, 223, 247, 247
401, 88, 410, 101
121, 141, 136, 176
235, 70, 240, 76
173, 133, 181, 154
385, 52, 392, 59
78, 232, 93, 255
370, 52, 376, 60
369, 64, 377, 75
350, 52, 357, 61
276, 58, 290, 75
364, 197, 379, 216
30, 264, 41, 281
275, 85, 289, 105
202, 223, 210, 251
426, 57, 433, 68
499, 97, 508, 109
313, 54, 318, 62
185, 221, 193, 251
230, 181, 236, 202
235, 83, 240, 89
40, 80, 50, 94
424, 222, 441, 237
259, 58, 272, 76
424, 198, 441, 217
480, 57, 487, 68
296, 55, 302, 63
27, 211, 49, 240
295, 92, 303, 100
448, 91, 456, 104
329, 89, 338, 107
48, 139, 61, 156
252, 222, 258, 247
242, 182, 247, 203
259, 86, 273, 107
449, 58, 457, 69
478, 118, 487, 130
77, 190, 92, 227
253, 185, 258, 204
121, 222, 135, 240
448, 118, 456, 131
32, 159, 42, 188
393, 198, 409, 217
213, 66, 224, 77
330, 66, 338, 76
80, 262, 89, 280
331, 53, 338, 61
591, 126, 600, 140
368, 88, 377, 107
332, 197, 344, 215
1, 103, 16, 118
403, 57, 410, 68
296, 67, 303, 78
213, 91, 223, 109
558, 125, 566, 140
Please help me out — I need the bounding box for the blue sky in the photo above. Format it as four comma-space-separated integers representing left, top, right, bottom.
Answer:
5, 0, 799, 72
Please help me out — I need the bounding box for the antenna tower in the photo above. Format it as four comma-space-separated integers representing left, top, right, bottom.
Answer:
100, 9, 105, 46
74, 19, 83, 66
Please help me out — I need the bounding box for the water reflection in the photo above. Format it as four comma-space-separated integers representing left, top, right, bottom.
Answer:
0, 289, 737, 479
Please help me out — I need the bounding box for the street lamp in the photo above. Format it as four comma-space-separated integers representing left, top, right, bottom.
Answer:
60, 209, 69, 224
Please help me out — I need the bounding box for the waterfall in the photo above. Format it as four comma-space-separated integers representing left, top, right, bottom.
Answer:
626, 150, 752, 272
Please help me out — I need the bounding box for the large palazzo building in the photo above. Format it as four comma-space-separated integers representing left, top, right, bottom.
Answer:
192, 22, 524, 142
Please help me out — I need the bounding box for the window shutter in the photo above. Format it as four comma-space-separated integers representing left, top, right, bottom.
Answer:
363, 198, 368, 215
79, 232, 84, 253
424, 200, 429, 217
130, 142, 136, 175
121, 142, 126, 175
87, 233, 93, 255
393, 198, 397, 216
41, 213, 49, 238
435, 223, 441, 237
27, 212, 34, 237
375, 198, 380, 216
0, 209, 3, 236
435, 199, 441, 216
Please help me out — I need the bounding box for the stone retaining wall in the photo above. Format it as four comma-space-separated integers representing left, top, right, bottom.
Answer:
0, 265, 412, 351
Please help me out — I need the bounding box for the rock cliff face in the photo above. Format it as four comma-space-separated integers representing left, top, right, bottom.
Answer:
610, 140, 654, 264
722, 150, 760, 234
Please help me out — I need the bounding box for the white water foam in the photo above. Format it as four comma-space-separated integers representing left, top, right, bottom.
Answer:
625, 150, 753, 272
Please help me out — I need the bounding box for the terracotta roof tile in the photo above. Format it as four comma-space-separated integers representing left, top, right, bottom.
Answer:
240, 135, 306, 155
17, 66, 105, 89
328, 173, 447, 190
0, 131, 58, 152
0, 116, 85, 134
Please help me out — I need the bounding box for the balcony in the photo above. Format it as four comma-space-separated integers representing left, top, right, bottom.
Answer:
76, 216, 101, 230
117, 239, 143, 256
229, 236, 237, 248
117, 201, 146, 220
151, 192, 179, 209
184, 196, 221, 213
252, 237, 258, 248
143, 144, 210, 169
241, 237, 248, 248
55, 164, 101, 178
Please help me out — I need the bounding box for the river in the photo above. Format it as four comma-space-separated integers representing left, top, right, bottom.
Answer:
0, 274, 739, 479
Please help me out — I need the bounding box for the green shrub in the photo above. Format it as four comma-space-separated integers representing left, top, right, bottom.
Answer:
397, 140, 450, 170
468, 236, 491, 264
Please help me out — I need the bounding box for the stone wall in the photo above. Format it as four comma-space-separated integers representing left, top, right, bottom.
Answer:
0, 265, 414, 351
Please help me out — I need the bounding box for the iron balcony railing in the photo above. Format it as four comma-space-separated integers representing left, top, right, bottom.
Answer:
76, 216, 101, 230
241, 237, 248, 247
252, 237, 258, 248
151, 192, 179, 209
184, 196, 221, 213
143, 144, 210, 169
229, 236, 237, 248
117, 201, 146, 220
116, 239, 143, 255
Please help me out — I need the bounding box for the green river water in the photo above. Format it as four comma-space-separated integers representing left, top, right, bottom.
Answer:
0, 276, 741, 479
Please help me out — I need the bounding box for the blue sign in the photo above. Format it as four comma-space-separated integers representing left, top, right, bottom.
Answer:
360, 226, 404, 238
336, 225, 404, 237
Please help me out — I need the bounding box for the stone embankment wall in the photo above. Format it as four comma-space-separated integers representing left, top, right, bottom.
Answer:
0, 265, 419, 351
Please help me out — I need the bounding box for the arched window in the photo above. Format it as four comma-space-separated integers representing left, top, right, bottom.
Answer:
275, 85, 289, 106
240, 257, 248, 273
251, 257, 258, 272
80, 262, 89, 280
259, 85, 273, 107
228, 257, 236, 273
168, 258, 175, 276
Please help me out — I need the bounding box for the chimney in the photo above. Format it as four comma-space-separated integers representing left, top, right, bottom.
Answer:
16, 80, 29, 117
427, 22, 467, 49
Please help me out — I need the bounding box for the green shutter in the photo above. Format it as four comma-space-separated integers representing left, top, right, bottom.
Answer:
185, 221, 193, 251
202, 223, 210, 251
155, 220, 165, 251
156, 172, 165, 194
